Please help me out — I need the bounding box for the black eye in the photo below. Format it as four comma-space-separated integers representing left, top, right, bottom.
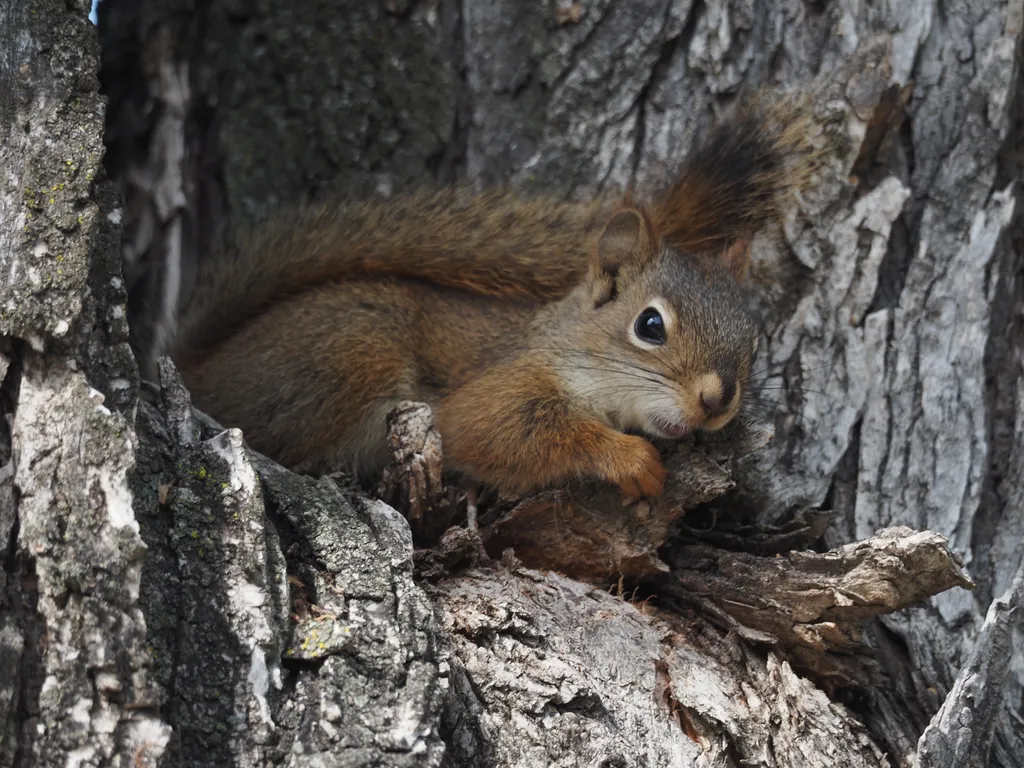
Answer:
634, 307, 666, 345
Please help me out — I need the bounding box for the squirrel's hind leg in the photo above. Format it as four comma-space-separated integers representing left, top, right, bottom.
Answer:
290, 396, 404, 482
181, 281, 420, 477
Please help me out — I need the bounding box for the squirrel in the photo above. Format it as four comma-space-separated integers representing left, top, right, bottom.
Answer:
170, 97, 822, 500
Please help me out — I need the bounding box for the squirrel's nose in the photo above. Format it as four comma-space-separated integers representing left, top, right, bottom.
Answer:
700, 377, 736, 418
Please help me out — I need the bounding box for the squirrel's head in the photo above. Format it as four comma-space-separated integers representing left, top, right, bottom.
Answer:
569, 204, 758, 440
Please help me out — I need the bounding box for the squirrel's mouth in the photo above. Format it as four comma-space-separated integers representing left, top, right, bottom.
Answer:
647, 415, 693, 439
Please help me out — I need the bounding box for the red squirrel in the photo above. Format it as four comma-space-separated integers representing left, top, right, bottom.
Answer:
172, 99, 821, 499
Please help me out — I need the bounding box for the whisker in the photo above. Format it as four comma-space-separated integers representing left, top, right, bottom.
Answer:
572, 383, 667, 399
748, 386, 832, 397
594, 315, 688, 381
585, 313, 686, 380
529, 344, 680, 385
522, 360, 671, 388
743, 355, 871, 385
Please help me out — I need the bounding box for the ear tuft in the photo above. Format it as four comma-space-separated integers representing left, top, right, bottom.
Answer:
597, 209, 645, 270
590, 206, 658, 307
720, 238, 751, 279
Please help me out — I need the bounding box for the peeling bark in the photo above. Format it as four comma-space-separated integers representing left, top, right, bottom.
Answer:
918, 562, 1024, 768
430, 560, 902, 768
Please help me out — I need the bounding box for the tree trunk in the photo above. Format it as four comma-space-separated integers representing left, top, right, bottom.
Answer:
1, 0, 1021, 766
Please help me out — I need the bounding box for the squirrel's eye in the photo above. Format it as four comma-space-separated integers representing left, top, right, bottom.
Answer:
634, 308, 666, 345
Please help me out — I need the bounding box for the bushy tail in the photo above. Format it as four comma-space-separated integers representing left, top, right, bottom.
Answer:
175, 189, 609, 361
652, 95, 824, 253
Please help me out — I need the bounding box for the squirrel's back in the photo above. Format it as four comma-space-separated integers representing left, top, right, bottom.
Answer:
174, 190, 610, 365
173, 94, 824, 370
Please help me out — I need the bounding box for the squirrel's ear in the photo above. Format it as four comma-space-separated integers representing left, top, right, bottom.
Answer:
720, 237, 751, 280
591, 209, 655, 306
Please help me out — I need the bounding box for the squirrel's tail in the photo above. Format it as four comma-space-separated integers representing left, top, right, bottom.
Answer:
652, 95, 824, 254
174, 97, 823, 364
174, 190, 608, 361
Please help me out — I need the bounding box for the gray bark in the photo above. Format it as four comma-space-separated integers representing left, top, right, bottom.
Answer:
919, 561, 1024, 768
0, 0, 1021, 766
1, 0, 163, 765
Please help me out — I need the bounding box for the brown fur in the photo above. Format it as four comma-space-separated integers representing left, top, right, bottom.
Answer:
176, 190, 610, 366
172, 97, 820, 498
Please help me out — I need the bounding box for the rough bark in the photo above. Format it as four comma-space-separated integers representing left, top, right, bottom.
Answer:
918, 561, 1024, 768
429, 526, 971, 768
0, 0, 1021, 766
1, 0, 163, 765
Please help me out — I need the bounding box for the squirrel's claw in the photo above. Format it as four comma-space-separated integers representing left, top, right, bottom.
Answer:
606, 435, 666, 501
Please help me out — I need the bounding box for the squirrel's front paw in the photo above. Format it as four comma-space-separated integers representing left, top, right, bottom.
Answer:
605, 435, 666, 499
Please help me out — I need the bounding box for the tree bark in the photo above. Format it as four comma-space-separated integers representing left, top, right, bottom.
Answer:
1, 0, 1021, 766
1, 0, 163, 764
